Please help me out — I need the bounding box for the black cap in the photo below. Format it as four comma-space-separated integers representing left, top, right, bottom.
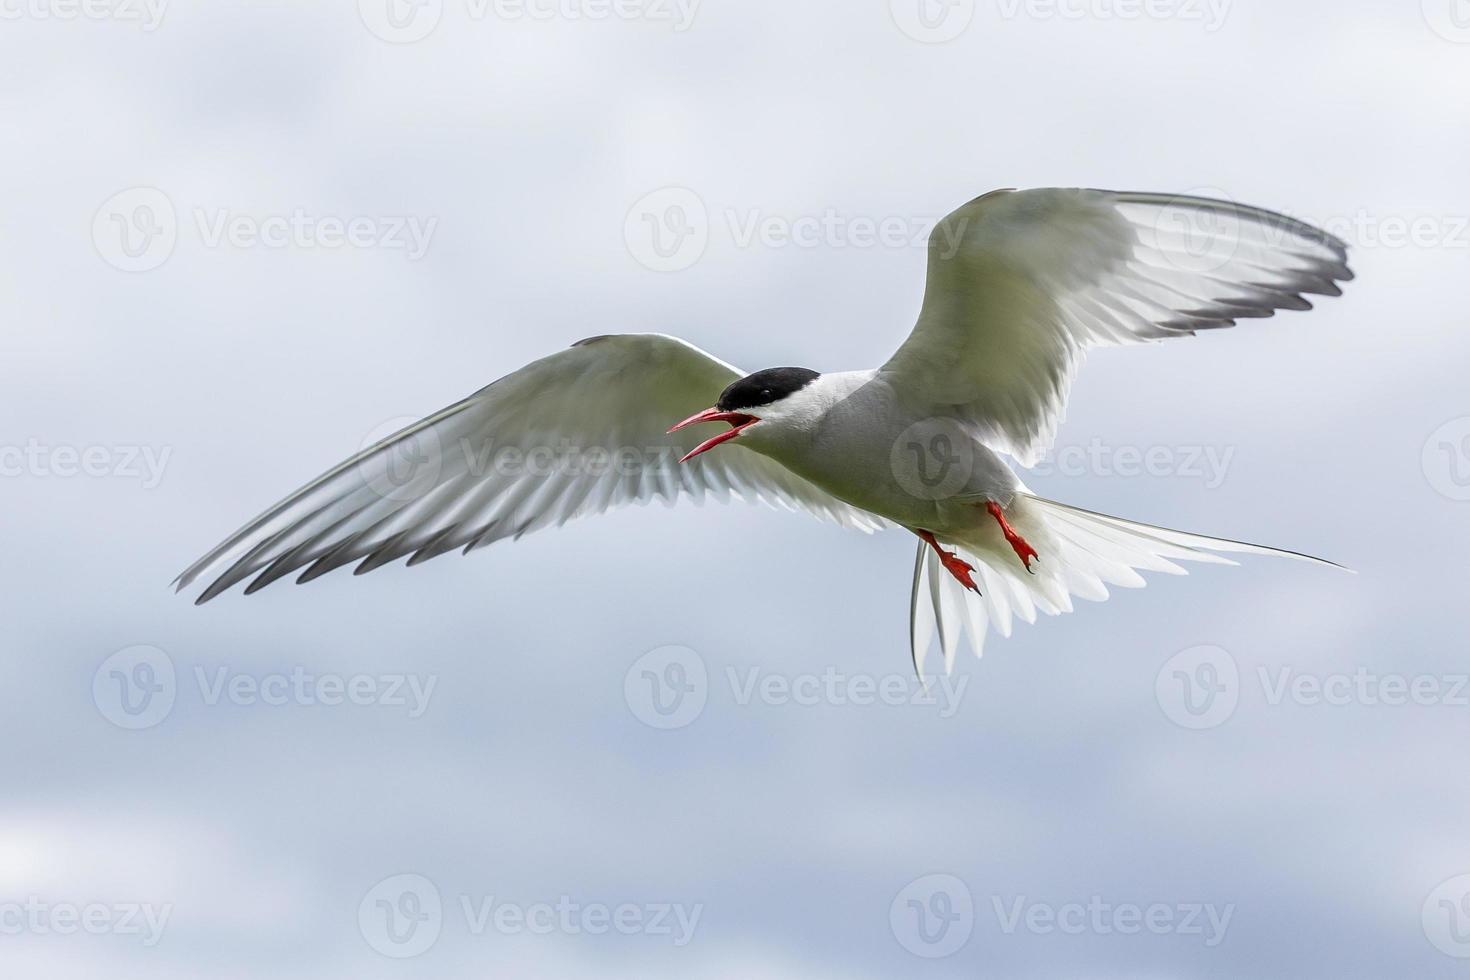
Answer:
717, 368, 821, 412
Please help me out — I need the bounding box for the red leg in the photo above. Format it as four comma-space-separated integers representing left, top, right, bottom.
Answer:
916, 530, 981, 594
985, 501, 1038, 573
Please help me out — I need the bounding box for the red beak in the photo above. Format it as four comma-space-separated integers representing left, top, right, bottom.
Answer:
667, 407, 759, 463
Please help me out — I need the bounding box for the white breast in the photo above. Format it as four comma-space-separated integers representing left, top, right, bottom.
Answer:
736, 370, 1022, 530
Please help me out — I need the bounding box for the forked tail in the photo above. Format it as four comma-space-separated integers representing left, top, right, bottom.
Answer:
909, 494, 1345, 679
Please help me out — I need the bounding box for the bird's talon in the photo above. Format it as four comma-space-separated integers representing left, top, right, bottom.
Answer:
985, 501, 1040, 572
918, 530, 982, 595
942, 553, 981, 594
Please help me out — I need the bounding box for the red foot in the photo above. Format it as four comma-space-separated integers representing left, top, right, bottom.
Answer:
985, 501, 1039, 573
917, 531, 981, 594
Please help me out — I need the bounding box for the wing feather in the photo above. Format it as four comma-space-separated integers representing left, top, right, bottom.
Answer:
177, 333, 884, 602
882, 188, 1353, 464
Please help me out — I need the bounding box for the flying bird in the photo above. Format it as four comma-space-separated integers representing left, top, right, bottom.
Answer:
176, 188, 1352, 676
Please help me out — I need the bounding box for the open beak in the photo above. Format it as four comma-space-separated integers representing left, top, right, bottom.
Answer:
667, 407, 760, 463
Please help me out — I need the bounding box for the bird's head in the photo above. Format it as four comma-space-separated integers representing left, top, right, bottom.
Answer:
667, 367, 822, 462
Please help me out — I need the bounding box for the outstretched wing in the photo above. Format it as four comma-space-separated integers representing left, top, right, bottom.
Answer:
176, 333, 883, 603
882, 188, 1354, 465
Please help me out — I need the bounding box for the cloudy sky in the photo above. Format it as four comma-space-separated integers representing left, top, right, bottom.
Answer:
2, 0, 1469, 976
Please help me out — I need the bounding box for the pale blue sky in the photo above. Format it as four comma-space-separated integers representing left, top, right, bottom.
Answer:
2, 1, 1469, 976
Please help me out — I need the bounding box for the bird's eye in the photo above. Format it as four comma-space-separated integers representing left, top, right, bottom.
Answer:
761, 389, 772, 399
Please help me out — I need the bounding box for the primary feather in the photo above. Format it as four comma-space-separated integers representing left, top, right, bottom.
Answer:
176, 334, 881, 603
883, 188, 1353, 465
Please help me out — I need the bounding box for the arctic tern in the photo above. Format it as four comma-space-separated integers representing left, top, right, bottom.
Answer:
176, 188, 1353, 676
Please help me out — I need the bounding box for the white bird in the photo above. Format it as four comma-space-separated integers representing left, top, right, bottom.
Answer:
177, 188, 1352, 677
